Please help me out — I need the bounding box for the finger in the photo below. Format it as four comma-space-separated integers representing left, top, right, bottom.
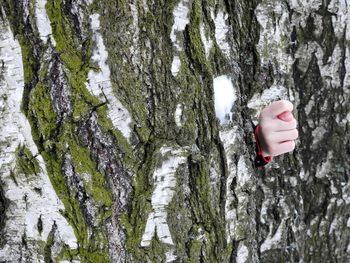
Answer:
274, 118, 297, 131
261, 118, 297, 132
269, 129, 299, 143
261, 100, 294, 119
273, 140, 296, 156
277, 111, 294, 122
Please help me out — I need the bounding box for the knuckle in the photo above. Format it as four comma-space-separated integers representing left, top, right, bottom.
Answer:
276, 99, 293, 112
282, 100, 293, 109
275, 100, 286, 110
279, 100, 287, 107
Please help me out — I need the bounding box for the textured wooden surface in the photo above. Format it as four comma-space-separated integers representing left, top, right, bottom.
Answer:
0, 0, 349, 262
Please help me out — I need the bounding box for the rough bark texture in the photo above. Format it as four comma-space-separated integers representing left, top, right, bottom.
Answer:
0, 0, 349, 262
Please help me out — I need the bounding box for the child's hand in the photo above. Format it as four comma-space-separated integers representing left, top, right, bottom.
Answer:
258, 100, 298, 157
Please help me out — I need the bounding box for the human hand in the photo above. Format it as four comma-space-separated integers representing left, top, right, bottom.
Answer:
258, 100, 298, 157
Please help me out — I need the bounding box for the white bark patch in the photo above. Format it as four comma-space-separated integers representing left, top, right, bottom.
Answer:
220, 124, 256, 245
200, 23, 212, 57
213, 11, 230, 56
341, 186, 349, 206
213, 75, 237, 124
260, 220, 285, 253
330, 0, 350, 40
289, 3, 348, 89
289, 176, 298, 187
237, 156, 251, 189
329, 0, 348, 34
260, 202, 269, 224
86, 14, 133, 141
220, 127, 238, 243
254, 0, 296, 121
174, 104, 183, 127
236, 243, 249, 263
299, 168, 309, 181
329, 215, 340, 236
289, 0, 323, 14
0, 21, 77, 261
247, 84, 290, 120
170, 1, 189, 79
170, 1, 189, 50
256, 1, 293, 73
343, 45, 350, 89
311, 126, 327, 146
35, 0, 56, 45
315, 151, 333, 179
305, 43, 345, 88
171, 56, 181, 77
129, 2, 141, 68
140, 146, 187, 262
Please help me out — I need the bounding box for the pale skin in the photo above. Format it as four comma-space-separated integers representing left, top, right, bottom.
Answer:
258, 100, 299, 157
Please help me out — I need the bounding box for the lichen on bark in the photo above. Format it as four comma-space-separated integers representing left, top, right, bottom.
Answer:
0, 0, 349, 262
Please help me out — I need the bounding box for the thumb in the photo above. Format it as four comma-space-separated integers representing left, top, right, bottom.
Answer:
277, 111, 294, 122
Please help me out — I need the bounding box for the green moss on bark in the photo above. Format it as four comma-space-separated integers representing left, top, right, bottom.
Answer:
187, 0, 212, 75
69, 137, 113, 221
15, 145, 40, 176
29, 82, 57, 141
9, 0, 133, 261
120, 142, 159, 260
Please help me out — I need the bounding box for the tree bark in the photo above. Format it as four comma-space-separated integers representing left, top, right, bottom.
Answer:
0, 0, 349, 262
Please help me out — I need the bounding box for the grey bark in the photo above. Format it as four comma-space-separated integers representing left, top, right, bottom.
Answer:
0, 0, 349, 262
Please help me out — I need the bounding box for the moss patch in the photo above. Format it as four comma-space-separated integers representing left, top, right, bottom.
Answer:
15, 144, 40, 176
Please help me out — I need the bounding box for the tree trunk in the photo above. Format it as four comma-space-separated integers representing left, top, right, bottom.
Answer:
0, 0, 349, 262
